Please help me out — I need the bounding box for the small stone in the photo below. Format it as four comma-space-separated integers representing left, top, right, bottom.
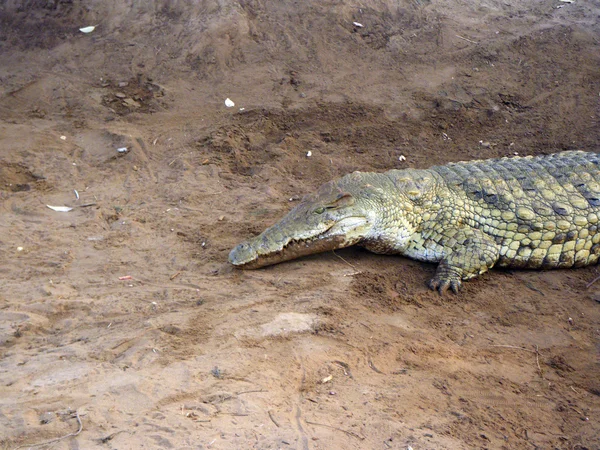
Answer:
39, 412, 54, 425
115, 92, 127, 99
123, 98, 141, 108
118, 81, 129, 88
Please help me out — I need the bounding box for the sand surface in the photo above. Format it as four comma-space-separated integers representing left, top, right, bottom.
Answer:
1, 1, 599, 448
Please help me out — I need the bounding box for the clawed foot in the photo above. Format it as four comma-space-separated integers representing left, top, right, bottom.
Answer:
428, 275, 462, 294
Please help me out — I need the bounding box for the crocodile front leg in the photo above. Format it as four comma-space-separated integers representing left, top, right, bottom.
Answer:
427, 227, 500, 294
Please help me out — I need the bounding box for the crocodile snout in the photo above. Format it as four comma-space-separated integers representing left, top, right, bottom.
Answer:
228, 241, 256, 267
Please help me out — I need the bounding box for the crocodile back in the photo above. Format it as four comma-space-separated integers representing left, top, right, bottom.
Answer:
430, 151, 600, 268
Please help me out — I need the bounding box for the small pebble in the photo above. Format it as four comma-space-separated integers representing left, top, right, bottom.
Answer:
39, 412, 54, 425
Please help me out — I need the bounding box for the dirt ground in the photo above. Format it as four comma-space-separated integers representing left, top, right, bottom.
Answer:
1, 0, 599, 449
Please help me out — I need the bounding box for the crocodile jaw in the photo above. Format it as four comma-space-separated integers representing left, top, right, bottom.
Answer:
229, 216, 370, 269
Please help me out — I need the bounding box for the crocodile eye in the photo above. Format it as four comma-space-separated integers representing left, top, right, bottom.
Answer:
314, 207, 325, 214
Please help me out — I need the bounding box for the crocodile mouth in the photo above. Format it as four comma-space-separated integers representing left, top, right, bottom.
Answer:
229, 216, 369, 269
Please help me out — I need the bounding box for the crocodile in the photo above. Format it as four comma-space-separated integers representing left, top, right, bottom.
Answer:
229, 151, 600, 293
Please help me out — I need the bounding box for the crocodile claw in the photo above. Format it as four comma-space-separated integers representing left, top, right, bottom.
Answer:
428, 276, 462, 294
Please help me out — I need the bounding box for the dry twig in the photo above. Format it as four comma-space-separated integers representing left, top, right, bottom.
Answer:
359, 322, 374, 332
368, 358, 385, 374
13, 411, 82, 450
268, 410, 281, 428
236, 389, 267, 395
585, 273, 600, 288
490, 344, 536, 353
95, 430, 129, 444
491, 344, 544, 378
331, 250, 358, 271
534, 345, 543, 378
333, 360, 353, 378
456, 34, 478, 44
305, 420, 365, 440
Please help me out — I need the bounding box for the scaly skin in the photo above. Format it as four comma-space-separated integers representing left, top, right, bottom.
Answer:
229, 151, 600, 293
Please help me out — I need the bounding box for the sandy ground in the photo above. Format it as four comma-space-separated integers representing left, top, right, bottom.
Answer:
1, 1, 600, 449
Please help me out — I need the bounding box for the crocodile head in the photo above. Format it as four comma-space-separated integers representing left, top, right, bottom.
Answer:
229, 176, 379, 269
